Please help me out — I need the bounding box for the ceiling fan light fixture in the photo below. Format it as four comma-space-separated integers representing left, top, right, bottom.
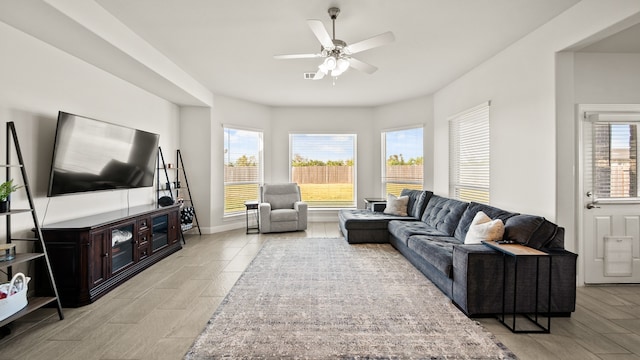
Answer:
275, 7, 395, 82
337, 58, 349, 72
324, 56, 337, 70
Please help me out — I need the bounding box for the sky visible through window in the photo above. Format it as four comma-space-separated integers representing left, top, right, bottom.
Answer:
224, 129, 261, 164
226, 128, 423, 163
611, 124, 631, 149
291, 134, 354, 161
385, 127, 423, 161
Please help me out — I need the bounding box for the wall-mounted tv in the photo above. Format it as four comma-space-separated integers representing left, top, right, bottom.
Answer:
47, 111, 160, 197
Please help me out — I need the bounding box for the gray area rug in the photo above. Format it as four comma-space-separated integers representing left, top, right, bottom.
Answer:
185, 238, 516, 359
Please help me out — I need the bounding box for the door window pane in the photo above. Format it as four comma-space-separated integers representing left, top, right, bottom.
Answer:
594, 123, 638, 199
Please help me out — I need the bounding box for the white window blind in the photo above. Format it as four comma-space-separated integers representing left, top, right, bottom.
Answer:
290, 133, 356, 207
223, 127, 263, 215
382, 126, 424, 196
449, 102, 490, 203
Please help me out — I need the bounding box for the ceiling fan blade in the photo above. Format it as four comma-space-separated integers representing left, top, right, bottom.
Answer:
273, 53, 322, 60
348, 57, 378, 74
345, 31, 395, 54
307, 19, 334, 50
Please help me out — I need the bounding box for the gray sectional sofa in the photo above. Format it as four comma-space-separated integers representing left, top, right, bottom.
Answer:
338, 189, 577, 317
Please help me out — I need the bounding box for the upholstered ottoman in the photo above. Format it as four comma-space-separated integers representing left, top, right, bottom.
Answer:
338, 209, 416, 244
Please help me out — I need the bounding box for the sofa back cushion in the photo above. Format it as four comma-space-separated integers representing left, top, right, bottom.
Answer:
400, 189, 433, 219
504, 214, 562, 249
420, 195, 468, 236
454, 202, 517, 241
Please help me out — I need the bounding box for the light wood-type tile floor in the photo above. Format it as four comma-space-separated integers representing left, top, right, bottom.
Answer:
0, 221, 638, 359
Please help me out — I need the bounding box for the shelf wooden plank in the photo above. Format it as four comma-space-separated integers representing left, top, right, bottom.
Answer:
0, 209, 33, 216
0, 253, 45, 269
8, 237, 39, 242
0, 296, 59, 327
482, 240, 548, 256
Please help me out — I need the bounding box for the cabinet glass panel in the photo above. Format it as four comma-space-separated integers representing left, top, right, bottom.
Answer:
152, 214, 169, 251
111, 224, 134, 273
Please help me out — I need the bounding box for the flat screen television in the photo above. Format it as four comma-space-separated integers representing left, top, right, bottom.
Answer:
47, 111, 160, 197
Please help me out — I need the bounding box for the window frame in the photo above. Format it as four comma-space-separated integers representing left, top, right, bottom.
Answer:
223, 125, 264, 216
586, 112, 640, 203
449, 101, 491, 204
381, 125, 424, 197
289, 132, 357, 208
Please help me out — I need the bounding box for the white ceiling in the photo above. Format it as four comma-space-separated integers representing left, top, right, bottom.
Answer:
94, 0, 582, 107
579, 22, 640, 53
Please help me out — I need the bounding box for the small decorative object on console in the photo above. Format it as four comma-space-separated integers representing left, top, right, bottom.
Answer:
0, 244, 16, 262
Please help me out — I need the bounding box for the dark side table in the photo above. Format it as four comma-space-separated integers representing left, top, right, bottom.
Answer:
244, 201, 259, 234
482, 240, 551, 333
364, 198, 387, 212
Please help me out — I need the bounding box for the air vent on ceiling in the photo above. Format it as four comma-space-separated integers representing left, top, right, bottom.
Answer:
303, 72, 316, 80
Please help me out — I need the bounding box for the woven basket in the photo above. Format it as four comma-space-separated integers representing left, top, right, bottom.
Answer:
0, 273, 30, 321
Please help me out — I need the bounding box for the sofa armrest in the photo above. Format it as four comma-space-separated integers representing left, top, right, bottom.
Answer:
452, 245, 504, 316
258, 203, 271, 233
294, 201, 308, 230
452, 245, 578, 316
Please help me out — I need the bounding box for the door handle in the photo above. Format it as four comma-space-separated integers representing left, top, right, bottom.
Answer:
586, 202, 601, 209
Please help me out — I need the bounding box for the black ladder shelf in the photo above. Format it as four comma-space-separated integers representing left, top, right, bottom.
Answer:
156, 147, 201, 242
1, 122, 64, 329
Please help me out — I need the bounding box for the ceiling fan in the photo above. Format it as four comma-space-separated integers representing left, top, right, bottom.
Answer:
274, 7, 395, 80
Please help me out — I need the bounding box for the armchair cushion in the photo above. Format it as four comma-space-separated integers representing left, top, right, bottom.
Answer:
262, 183, 300, 209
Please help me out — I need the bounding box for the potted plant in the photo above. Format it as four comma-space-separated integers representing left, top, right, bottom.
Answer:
0, 179, 21, 213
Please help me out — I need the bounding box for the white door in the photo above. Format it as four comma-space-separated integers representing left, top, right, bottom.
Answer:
581, 107, 640, 284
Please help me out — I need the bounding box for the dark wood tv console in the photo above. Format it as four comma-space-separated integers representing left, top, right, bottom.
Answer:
41, 204, 182, 307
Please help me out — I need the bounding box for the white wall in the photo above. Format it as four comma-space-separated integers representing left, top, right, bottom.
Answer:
206, 95, 272, 232
433, 0, 640, 234
574, 53, 640, 103
0, 21, 179, 237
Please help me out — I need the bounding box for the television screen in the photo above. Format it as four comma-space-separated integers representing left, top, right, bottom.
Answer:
47, 111, 160, 197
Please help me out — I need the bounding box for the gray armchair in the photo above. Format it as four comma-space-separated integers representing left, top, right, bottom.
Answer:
258, 183, 308, 233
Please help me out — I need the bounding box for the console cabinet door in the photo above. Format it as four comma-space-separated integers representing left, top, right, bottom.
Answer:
151, 214, 170, 252
90, 230, 110, 287
168, 211, 179, 245
110, 222, 136, 274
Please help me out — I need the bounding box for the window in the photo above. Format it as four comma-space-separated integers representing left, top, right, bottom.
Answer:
382, 127, 423, 196
593, 122, 638, 199
290, 134, 356, 207
449, 102, 490, 203
223, 127, 263, 215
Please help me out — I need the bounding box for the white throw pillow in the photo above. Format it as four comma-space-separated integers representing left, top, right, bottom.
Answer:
383, 194, 409, 216
464, 211, 505, 244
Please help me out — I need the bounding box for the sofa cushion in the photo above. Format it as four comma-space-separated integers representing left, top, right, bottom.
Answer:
504, 214, 545, 244
454, 202, 517, 241
407, 235, 458, 278
420, 195, 469, 236
401, 189, 432, 219
388, 220, 449, 246
384, 194, 409, 216
503, 214, 559, 249
339, 209, 412, 230
464, 211, 505, 244
262, 183, 300, 210
270, 209, 298, 222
